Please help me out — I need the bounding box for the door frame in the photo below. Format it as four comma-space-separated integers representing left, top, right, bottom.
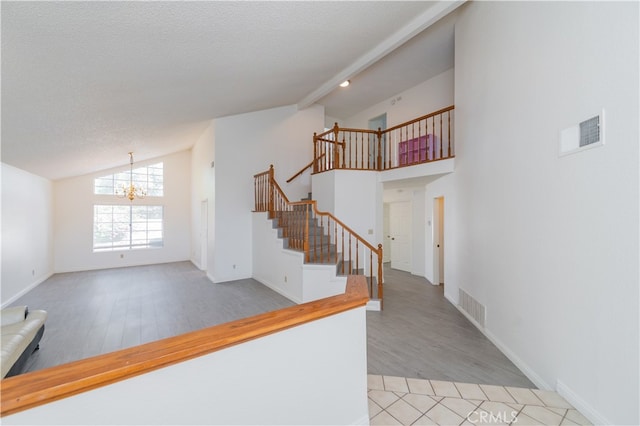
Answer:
200, 199, 208, 271
389, 200, 412, 272
368, 113, 387, 169
432, 196, 444, 286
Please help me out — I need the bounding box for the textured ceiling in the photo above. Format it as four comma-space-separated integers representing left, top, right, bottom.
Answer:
1, 1, 459, 180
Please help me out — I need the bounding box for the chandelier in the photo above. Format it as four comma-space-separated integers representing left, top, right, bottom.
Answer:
115, 152, 147, 201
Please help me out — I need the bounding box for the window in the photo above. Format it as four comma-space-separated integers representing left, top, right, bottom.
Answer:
93, 205, 164, 251
94, 162, 164, 196
92, 161, 165, 251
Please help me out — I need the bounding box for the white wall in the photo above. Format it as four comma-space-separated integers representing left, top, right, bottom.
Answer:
3, 305, 369, 426
212, 104, 324, 283
344, 67, 454, 129
336, 69, 455, 279
190, 121, 215, 278
454, 2, 639, 424
252, 212, 304, 303
53, 151, 192, 272
411, 188, 426, 276
333, 170, 379, 247
312, 169, 380, 275
1, 164, 54, 306
424, 174, 456, 295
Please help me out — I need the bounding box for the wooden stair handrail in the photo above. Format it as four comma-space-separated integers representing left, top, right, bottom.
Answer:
257, 167, 381, 254
312, 201, 380, 255
314, 137, 347, 146
286, 153, 326, 183
254, 166, 384, 307
0, 276, 370, 417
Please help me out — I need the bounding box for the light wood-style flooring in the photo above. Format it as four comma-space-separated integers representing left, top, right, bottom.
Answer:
12, 262, 294, 372
10, 261, 533, 388
367, 266, 534, 388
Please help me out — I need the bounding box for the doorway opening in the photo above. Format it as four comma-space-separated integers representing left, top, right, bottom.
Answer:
389, 200, 412, 272
433, 196, 445, 286
200, 199, 208, 271
368, 113, 387, 169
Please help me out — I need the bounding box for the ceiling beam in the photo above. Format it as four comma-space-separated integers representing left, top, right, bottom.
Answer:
296, 0, 467, 111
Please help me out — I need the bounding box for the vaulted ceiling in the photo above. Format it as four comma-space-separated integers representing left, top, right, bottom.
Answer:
1, 1, 462, 180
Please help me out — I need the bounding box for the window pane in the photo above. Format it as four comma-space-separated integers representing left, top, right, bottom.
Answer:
93, 204, 163, 251
94, 162, 163, 197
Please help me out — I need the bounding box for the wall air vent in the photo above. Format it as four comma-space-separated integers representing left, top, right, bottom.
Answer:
579, 115, 600, 147
560, 110, 605, 156
459, 289, 486, 328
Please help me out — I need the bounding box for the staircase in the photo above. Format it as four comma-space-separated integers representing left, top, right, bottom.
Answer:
253, 166, 383, 309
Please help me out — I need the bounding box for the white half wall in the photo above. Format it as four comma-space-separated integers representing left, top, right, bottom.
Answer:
3, 306, 369, 426
53, 151, 191, 272
212, 104, 324, 283
454, 2, 639, 424
1, 163, 54, 306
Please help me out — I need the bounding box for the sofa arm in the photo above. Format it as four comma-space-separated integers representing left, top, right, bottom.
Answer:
1, 306, 28, 326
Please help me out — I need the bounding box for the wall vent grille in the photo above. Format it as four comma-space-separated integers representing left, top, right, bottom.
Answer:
579, 115, 600, 147
459, 289, 486, 327
559, 109, 605, 156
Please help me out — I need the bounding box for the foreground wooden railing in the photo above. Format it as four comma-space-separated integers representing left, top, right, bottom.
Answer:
0, 276, 369, 417
254, 166, 383, 305
313, 105, 454, 173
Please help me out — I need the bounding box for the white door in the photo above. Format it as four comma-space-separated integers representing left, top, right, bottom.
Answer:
390, 201, 411, 272
383, 203, 391, 263
433, 197, 444, 285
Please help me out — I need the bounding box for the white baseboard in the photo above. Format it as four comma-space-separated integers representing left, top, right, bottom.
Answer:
451, 295, 612, 425
449, 298, 551, 391
557, 380, 610, 426
1, 272, 53, 308
190, 258, 203, 271
352, 414, 371, 425
253, 275, 302, 304
211, 273, 253, 283
366, 299, 381, 311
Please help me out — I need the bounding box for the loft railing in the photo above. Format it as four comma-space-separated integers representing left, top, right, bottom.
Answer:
254, 165, 383, 307
313, 105, 454, 173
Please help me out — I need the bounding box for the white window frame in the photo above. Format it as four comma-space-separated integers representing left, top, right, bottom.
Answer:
93, 205, 164, 252
94, 162, 164, 197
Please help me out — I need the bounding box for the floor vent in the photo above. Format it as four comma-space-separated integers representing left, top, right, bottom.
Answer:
459, 289, 486, 327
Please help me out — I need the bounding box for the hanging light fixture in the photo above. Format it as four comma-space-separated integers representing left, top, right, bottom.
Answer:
115, 152, 147, 201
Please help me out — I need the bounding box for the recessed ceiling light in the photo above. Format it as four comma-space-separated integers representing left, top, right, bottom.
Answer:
339, 80, 350, 88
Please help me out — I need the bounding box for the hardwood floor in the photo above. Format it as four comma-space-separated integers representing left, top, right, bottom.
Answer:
10, 261, 533, 389
367, 266, 534, 388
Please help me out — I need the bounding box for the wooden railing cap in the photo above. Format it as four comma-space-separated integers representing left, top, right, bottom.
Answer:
0, 277, 369, 417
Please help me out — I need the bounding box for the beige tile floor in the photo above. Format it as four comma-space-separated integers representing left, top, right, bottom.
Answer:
368, 375, 592, 426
